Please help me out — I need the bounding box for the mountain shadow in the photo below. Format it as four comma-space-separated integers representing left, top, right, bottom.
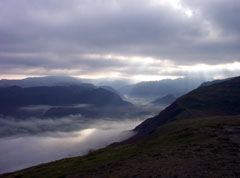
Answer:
0, 85, 132, 117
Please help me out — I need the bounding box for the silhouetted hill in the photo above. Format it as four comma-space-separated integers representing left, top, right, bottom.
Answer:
131, 76, 240, 141
0, 76, 135, 90
151, 94, 176, 105
119, 81, 178, 97
119, 77, 209, 98
100, 86, 125, 99
199, 78, 231, 87
0, 85, 131, 116
0, 76, 95, 88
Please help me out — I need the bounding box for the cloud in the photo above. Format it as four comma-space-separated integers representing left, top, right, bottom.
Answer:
0, 107, 154, 138
0, 115, 86, 137
0, 0, 240, 79
0, 96, 163, 174
183, 0, 240, 34
0, 116, 142, 174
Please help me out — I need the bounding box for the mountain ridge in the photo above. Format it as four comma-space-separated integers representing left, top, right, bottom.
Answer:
119, 77, 209, 99
0, 76, 96, 88
1, 76, 240, 177
118, 76, 240, 144
0, 85, 132, 116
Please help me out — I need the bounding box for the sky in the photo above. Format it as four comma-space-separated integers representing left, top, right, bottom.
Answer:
0, 0, 240, 81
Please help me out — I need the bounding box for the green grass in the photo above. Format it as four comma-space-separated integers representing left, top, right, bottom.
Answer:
2, 115, 240, 178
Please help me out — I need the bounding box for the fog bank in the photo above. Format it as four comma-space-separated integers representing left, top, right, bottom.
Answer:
0, 119, 142, 174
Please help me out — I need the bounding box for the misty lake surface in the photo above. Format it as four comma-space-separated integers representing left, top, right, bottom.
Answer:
0, 119, 143, 174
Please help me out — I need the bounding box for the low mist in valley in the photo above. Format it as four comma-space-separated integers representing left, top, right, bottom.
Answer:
0, 96, 165, 174
0, 76, 181, 174
0, 115, 146, 174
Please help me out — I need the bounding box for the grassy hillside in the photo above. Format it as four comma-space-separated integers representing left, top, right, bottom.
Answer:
1, 115, 240, 178
131, 76, 240, 142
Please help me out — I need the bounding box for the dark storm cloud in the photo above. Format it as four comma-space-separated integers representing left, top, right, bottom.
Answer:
0, 0, 240, 78
1, 0, 203, 51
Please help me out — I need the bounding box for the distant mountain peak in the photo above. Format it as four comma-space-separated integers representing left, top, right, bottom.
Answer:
199, 77, 232, 87
119, 77, 210, 99
0, 76, 84, 88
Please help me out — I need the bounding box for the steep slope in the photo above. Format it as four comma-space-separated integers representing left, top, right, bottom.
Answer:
100, 86, 125, 99
131, 76, 240, 141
